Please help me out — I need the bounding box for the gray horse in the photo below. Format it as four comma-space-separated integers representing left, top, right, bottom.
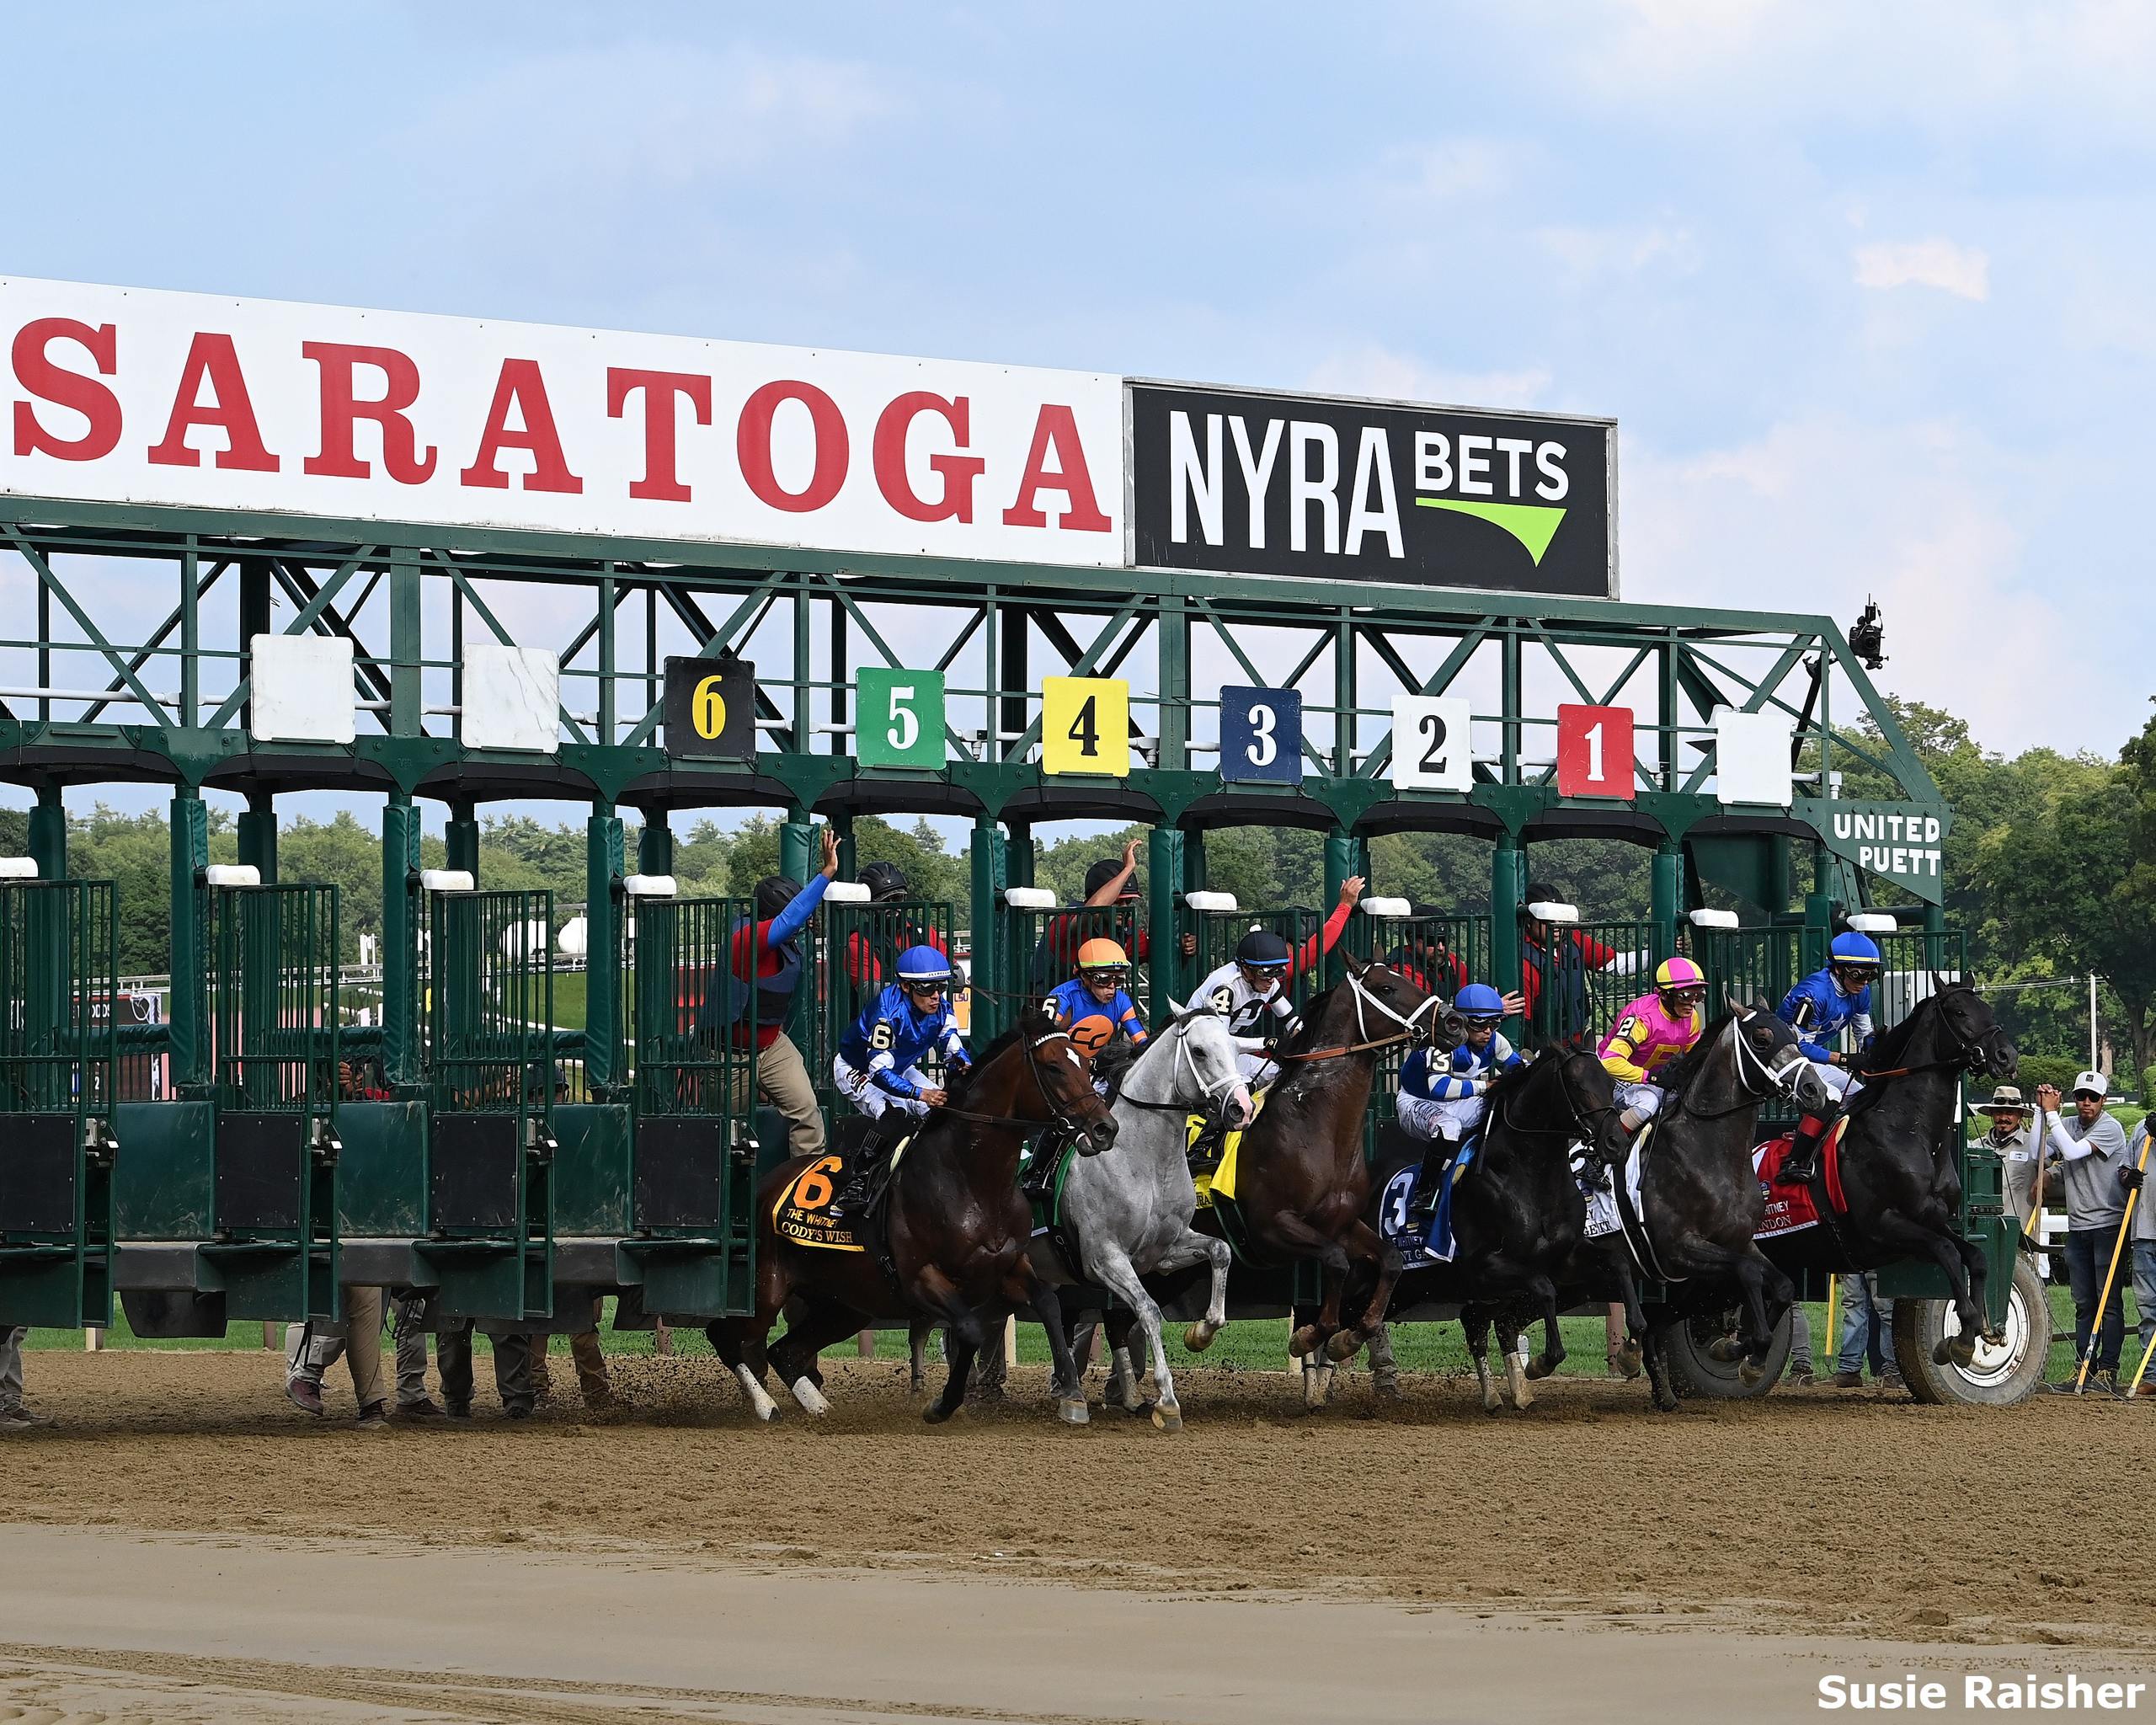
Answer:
1028, 1007, 1252, 1431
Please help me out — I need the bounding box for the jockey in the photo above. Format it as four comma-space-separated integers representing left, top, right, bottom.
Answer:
1043, 938, 1150, 1071
1400, 983, 1524, 1217
1185, 880, 1362, 1087
1775, 930, 1881, 1184
1598, 956, 1709, 1138
830, 945, 969, 1220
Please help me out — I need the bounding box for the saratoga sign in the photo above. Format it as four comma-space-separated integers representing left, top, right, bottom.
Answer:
0, 278, 1123, 566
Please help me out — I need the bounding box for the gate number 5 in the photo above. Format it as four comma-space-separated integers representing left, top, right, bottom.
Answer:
887, 682, 918, 752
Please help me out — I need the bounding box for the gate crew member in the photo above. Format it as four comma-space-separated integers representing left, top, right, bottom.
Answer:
1038, 840, 1198, 984
841, 862, 950, 989
1185, 877, 1365, 1087
1520, 879, 1625, 1046
1043, 938, 1149, 1081
1400, 982, 1525, 1217
1774, 930, 1880, 1184
830, 946, 970, 1220
1383, 904, 1467, 998
1598, 957, 1709, 1139
710, 825, 840, 1157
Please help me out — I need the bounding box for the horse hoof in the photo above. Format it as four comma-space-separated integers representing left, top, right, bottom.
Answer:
1183, 1322, 1217, 1354
1939, 1332, 1977, 1369
789, 1375, 830, 1418
1706, 1335, 1747, 1365
1373, 1375, 1402, 1402
1737, 1359, 1765, 1387
1617, 1343, 1646, 1380
1524, 1353, 1560, 1382
1302, 1365, 1335, 1409
921, 1402, 958, 1426
1288, 1324, 1324, 1358
1059, 1397, 1091, 1427
1151, 1402, 1184, 1433
1324, 1327, 1364, 1364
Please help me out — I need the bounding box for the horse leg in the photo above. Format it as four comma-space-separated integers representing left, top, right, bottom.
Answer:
1521, 1276, 1566, 1381
1271, 1215, 1353, 1358
1731, 1249, 1790, 1386
1326, 1220, 1402, 1362
908, 1317, 935, 1395
1462, 1305, 1502, 1413
1907, 1215, 1988, 1366
1101, 1307, 1146, 1414
767, 1296, 865, 1418
1366, 1320, 1401, 1399
707, 1318, 780, 1423
1496, 1311, 1534, 1410
1609, 1258, 1672, 1410
912, 1265, 986, 1425
1149, 1225, 1233, 1354
1083, 1242, 1182, 1431
1014, 1263, 1090, 1426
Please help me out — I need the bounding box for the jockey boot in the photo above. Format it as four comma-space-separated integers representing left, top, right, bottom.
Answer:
1780, 1110, 1833, 1187
829, 1119, 896, 1221
1185, 1114, 1229, 1178
1406, 1137, 1458, 1219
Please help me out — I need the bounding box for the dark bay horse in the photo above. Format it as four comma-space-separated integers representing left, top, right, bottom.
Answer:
1566, 998, 1831, 1393
1759, 980, 2016, 1366
1218, 953, 1441, 1370
1353, 1047, 1632, 1411
707, 1009, 1116, 1425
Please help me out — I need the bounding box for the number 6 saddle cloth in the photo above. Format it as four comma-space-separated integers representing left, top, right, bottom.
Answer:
772, 1136, 915, 1252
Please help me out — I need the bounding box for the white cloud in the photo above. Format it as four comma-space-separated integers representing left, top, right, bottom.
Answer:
1853, 239, 1990, 302
1304, 346, 1551, 410
1536, 222, 1702, 284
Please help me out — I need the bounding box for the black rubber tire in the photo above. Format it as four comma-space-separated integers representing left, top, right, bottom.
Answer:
1890, 1253, 2052, 1407
1654, 1306, 1792, 1399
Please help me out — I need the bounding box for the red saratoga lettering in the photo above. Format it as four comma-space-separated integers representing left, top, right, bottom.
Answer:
1001, 403, 1110, 531
873, 393, 985, 523
147, 332, 278, 472
737, 380, 846, 513
460, 358, 583, 494
302, 343, 437, 483
11, 318, 121, 461
607, 367, 711, 503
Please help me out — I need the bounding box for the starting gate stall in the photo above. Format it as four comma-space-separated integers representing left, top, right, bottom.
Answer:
1182, 895, 1321, 1015
419, 881, 557, 1321
1519, 904, 1659, 1054
0, 865, 118, 1329
0, 275, 2032, 1399
1343, 897, 1492, 1162
811, 889, 961, 1118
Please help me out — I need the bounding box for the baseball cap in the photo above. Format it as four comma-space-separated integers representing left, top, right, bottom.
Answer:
2071, 1071, 2108, 1099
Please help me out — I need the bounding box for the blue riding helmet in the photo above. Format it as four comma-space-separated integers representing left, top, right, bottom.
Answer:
1829, 931, 1881, 968
1454, 982, 1506, 1022
896, 945, 953, 986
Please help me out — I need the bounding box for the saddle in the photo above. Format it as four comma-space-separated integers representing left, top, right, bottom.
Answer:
1186, 1091, 1267, 1206
1380, 1142, 1477, 1264
773, 1136, 915, 1255
1752, 1118, 1850, 1239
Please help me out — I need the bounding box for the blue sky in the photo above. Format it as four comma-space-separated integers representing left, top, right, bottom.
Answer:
5, 0, 2150, 829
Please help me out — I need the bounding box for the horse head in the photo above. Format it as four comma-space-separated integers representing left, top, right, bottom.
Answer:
1161, 1004, 1256, 1127
1723, 991, 1833, 1114
1929, 976, 2017, 1080
1337, 951, 1444, 1049
1014, 1005, 1120, 1156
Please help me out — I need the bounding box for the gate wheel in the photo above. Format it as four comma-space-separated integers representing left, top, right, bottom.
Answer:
1652, 1306, 1792, 1399
1890, 1252, 2052, 1406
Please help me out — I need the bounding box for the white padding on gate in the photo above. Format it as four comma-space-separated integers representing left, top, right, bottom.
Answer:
0, 857, 38, 879
1525, 900, 1579, 923
622, 873, 676, 898
249, 634, 355, 745
1182, 890, 1238, 913
1711, 707, 1794, 808
1003, 887, 1056, 911
556, 916, 589, 958
824, 880, 872, 905
462, 644, 560, 754
203, 864, 261, 888
1358, 896, 1413, 919
1845, 912, 1899, 934
420, 868, 475, 894
1688, 907, 1740, 929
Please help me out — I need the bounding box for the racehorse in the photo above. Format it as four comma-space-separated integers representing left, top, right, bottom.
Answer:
1353, 1045, 1632, 1413
1032, 1007, 1251, 1431
1213, 953, 1441, 1375
1567, 997, 1830, 1392
707, 1008, 1117, 1425
1758, 980, 2016, 1366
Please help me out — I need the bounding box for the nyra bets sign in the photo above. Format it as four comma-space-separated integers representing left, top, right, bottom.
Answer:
1128, 382, 1615, 598
0, 278, 1123, 566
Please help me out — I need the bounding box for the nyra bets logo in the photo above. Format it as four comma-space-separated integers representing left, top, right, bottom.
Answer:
1129, 382, 1614, 599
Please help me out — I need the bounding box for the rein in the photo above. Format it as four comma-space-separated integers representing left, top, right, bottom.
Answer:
1116, 1016, 1245, 1115
1271, 967, 1440, 1065
1666, 1011, 1811, 1125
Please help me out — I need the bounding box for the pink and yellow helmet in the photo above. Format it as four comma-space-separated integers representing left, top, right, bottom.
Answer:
1654, 956, 1706, 995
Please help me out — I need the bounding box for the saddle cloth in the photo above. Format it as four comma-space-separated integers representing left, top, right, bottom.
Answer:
1378, 1143, 1476, 1265
1751, 1117, 1850, 1240
772, 1136, 914, 1252
1186, 1091, 1269, 1206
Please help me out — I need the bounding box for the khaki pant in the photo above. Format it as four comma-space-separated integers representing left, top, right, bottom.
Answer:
756, 1033, 825, 1156
282, 1288, 387, 1411
532, 1295, 612, 1404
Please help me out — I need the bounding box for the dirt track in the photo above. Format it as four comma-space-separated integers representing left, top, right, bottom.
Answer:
3, 1348, 2143, 1653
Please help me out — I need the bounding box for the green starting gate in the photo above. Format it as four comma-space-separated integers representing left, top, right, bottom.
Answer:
0, 877, 119, 1328
423, 887, 554, 1321
1521, 916, 1660, 1052
1185, 903, 1322, 1015
995, 894, 1145, 1025
813, 895, 960, 1115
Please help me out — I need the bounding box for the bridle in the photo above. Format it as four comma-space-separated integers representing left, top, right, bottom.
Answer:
1670, 1008, 1813, 1123
1116, 1012, 1247, 1120
1274, 967, 1442, 1064
937, 1028, 1115, 1153
1498, 1047, 1622, 1145
1854, 989, 2005, 1083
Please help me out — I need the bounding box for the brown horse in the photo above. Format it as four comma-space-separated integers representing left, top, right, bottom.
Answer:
1221, 953, 1442, 1375
707, 1008, 1117, 1424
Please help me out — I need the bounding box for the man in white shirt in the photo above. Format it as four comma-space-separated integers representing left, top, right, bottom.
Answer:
2035, 1074, 2135, 1393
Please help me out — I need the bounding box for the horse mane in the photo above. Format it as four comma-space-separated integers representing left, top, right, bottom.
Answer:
948, 1017, 1033, 1103
1273, 981, 1340, 1059
1647, 1008, 1740, 1097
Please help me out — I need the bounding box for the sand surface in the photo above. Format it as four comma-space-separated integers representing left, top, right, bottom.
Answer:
1, 1349, 2144, 1722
